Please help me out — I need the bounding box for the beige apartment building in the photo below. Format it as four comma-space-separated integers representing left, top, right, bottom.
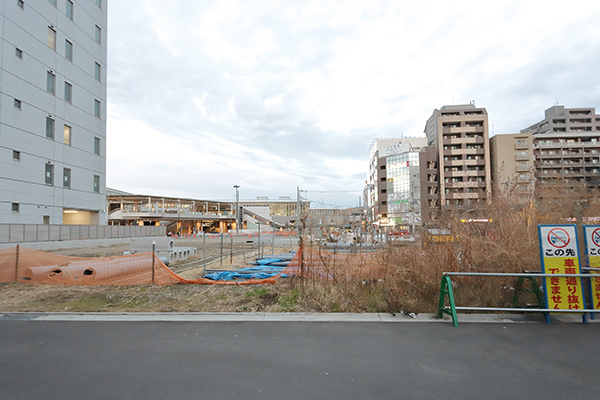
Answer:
490, 133, 535, 203
421, 104, 492, 220
490, 105, 600, 204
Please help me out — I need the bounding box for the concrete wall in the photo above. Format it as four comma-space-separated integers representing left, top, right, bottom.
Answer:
0, 224, 165, 244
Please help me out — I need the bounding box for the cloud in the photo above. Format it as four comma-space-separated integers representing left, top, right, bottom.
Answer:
107, 0, 600, 206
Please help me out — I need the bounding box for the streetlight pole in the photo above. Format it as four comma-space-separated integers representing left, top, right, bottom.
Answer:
234, 185, 240, 233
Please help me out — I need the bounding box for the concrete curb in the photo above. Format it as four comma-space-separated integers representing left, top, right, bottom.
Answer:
1, 311, 597, 323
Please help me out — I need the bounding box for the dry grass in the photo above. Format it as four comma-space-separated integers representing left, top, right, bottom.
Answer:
0, 282, 308, 313
282, 185, 600, 314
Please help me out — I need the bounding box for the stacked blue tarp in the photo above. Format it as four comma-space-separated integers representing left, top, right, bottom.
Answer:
204, 266, 287, 281
203, 251, 297, 281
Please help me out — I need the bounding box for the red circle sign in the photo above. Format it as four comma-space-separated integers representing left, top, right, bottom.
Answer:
548, 228, 570, 248
592, 228, 600, 247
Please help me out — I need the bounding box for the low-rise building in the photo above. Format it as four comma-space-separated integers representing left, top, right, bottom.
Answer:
490, 133, 535, 203
365, 137, 426, 229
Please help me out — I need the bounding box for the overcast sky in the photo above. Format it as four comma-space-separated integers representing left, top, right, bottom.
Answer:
106, 0, 600, 207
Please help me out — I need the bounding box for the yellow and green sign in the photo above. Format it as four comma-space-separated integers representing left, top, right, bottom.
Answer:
583, 225, 600, 309
538, 225, 585, 310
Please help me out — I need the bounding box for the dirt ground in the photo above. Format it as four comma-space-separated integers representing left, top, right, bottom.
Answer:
0, 238, 300, 313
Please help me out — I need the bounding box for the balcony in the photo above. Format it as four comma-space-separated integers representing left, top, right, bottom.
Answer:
443, 159, 466, 167
464, 137, 485, 144
443, 149, 462, 156
442, 138, 463, 146
464, 126, 485, 134
445, 181, 487, 189
442, 127, 463, 134
535, 141, 562, 148
463, 159, 486, 166
515, 140, 529, 149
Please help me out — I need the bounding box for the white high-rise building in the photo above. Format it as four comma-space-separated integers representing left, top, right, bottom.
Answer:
0, 0, 107, 225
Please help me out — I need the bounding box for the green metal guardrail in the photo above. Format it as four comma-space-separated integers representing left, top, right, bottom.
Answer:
438, 272, 600, 327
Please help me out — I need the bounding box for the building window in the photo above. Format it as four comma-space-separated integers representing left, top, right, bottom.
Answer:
15, 47, 23, 58
43, 215, 50, 225
18, 0, 24, 9
47, 71, 55, 94
93, 175, 100, 193
94, 99, 101, 117
63, 168, 71, 188
64, 125, 71, 145
516, 138, 528, 147
516, 150, 528, 159
45, 164, 54, 185
64, 82, 72, 102
66, 0, 73, 19
94, 62, 101, 81
95, 25, 101, 45
14, 99, 21, 109
94, 137, 100, 154
65, 40, 73, 61
13, 150, 20, 161
46, 117, 55, 139
12, 203, 20, 213
48, 27, 56, 50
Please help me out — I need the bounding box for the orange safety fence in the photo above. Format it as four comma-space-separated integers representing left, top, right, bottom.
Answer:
0, 245, 379, 286
0, 246, 277, 286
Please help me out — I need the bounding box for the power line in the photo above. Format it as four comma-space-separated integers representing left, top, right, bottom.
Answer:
307, 190, 362, 194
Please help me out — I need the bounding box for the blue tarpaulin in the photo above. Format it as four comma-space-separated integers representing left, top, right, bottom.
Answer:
204, 266, 288, 281
255, 258, 282, 265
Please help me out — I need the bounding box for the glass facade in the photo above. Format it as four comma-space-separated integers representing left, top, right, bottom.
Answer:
385, 152, 420, 226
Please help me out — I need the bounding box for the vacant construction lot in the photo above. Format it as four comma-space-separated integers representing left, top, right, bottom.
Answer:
0, 236, 304, 313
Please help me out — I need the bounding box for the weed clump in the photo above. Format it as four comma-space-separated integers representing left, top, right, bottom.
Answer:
285, 186, 600, 314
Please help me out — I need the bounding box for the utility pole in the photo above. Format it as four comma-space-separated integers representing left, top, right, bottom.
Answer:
297, 186, 301, 220
234, 185, 240, 233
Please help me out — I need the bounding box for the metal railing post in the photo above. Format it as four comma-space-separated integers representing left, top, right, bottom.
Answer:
437, 275, 458, 327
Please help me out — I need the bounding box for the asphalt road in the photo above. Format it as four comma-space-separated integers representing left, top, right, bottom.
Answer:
1, 319, 598, 400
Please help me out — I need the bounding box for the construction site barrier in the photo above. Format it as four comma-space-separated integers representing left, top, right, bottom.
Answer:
0, 246, 278, 286
438, 272, 600, 327
0, 243, 380, 286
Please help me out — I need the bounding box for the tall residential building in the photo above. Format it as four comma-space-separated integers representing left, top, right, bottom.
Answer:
365, 137, 426, 228
522, 105, 600, 189
521, 105, 600, 135
422, 104, 492, 219
490, 105, 600, 204
0, 0, 107, 224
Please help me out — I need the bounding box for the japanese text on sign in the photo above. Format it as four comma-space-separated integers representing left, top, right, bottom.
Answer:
538, 225, 585, 311
584, 226, 600, 309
